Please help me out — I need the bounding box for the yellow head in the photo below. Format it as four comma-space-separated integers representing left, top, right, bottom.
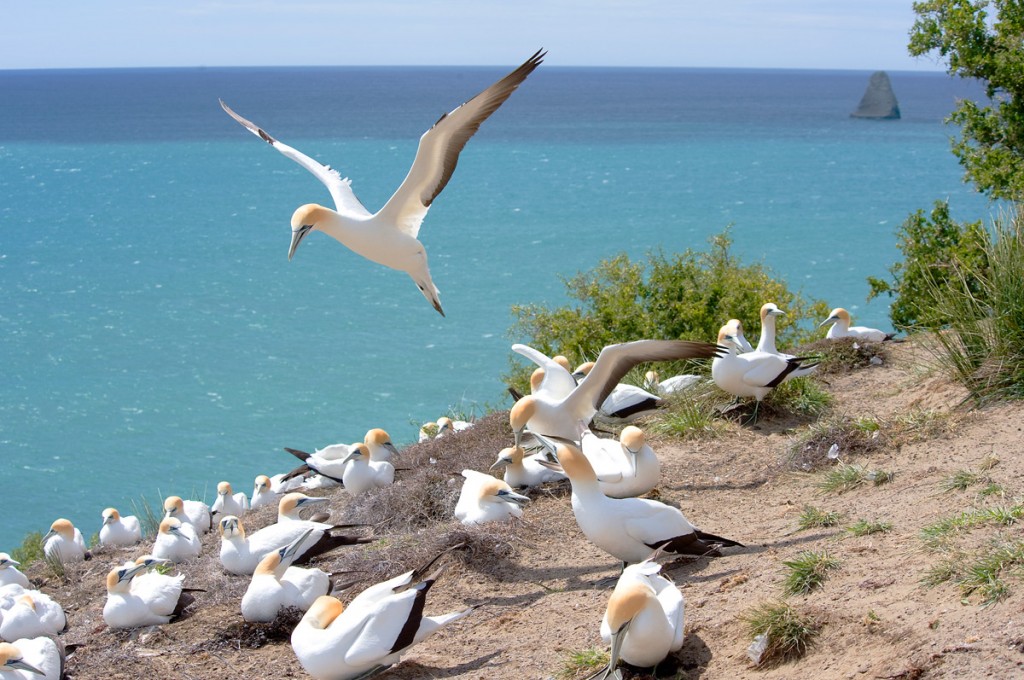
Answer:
102, 508, 121, 524
289, 204, 330, 260
364, 428, 392, 447
217, 481, 233, 496
554, 442, 598, 483
619, 426, 645, 453
303, 595, 345, 630
163, 496, 184, 517
254, 475, 271, 492
218, 515, 244, 539
605, 579, 655, 633
552, 355, 571, 371
48, 518, 75, 539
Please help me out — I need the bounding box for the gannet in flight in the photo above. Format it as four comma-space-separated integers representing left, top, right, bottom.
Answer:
820, 307, 894, 342
453, 469, 530, 525
42, 519, 86, 563
99, 507, 142, 547
220, 49, 545, 316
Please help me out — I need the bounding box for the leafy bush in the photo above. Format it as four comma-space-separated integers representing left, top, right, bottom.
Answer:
867, 200, 988, 330
507, 230, 828, 387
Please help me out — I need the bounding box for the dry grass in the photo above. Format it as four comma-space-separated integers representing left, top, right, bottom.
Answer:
796, 337, 890, 375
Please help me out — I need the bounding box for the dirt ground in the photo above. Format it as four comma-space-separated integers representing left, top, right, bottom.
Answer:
22, 339, 1024, 679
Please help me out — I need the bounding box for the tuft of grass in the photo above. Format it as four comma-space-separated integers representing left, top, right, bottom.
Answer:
782, 550, 840, 596
979, 482, 1005, 498
847, 519, 893, 537
558, 647, 610, 679
741, 600, 819, 667
788, 414, 885, 472
919, 504, 1024, 550
941, 469, 989, 492
131, 494, 163, 538
797, 506, 842, 531
922, 540, 1024, 606
11, 532, 45, 567
817, 463, 894, 495
764, 376, 833, 417
795, 336, 889, 375
650, 383, 728, 440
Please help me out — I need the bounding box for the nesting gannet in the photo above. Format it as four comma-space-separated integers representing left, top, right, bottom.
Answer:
121, 556, 189, 617
291, 564, 472, 680
711, 324, 815, 408
754, 303, 817, 379
0, 638, 65, 680
211, 481, 250, 517
103, 561, 186, 629
821, 307, 894, 342
572, 361, 663, 421
252, 474, 282, 509
539, 440, 740, 565
0, 555, 29, 590
726, 318, 755, 353
490, 446, 566, 488
340, 444, 394, 497
151, 517, 202, 563
41, 519, 85, 563
270, 472, 306, 494
581, 425, 660, 499
99, 507, 142, 547
218, 515, 370, 576
283, 443, 352, 486
0, 592, 67, 641
510, 340, 723, 445
220, 49, 545, 317
163, 496, 212, 535
643, 370, 701, 396
364, 428, 399, 463
596, 558, 685, 676
454, 470, 530, 525
241, 529, 331, 622
278, 492, 330, 523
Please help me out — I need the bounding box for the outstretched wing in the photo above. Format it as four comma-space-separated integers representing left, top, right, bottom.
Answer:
220, 99, 372, 219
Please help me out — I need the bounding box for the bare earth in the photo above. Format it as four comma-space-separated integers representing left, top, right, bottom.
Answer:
24, 339, 1024, 679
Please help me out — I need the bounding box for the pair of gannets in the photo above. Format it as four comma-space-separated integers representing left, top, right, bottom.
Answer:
218, 514, 370, 576
42, 519, 85, 564
711, 323, 816, 407
152, 517, 202, 563
0, 556, 29, 590
0, 638, 65, 680
510, 339, 724, 445
99, 508, 141, 547
221, 50, 545, 317
538, 440, 740, 565
241, 529, 331, 622
211, 482, 250, 517
0, 588, 66, 642
103, 556, 188, 629
285, 428, 399, 485
163, 496, 212, 535
291, 552, 472, 680
821, 307, 894, 342
454, 470, 530, 525
490, 446, 566, 488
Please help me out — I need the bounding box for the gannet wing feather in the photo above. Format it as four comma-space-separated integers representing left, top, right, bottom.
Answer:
376, 49, 546, 238
219, 99, 372, 219
512, 342, 577, 397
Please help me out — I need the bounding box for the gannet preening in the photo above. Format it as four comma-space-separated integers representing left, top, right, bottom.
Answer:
0, 638, 65, 680
0, 592, 67, 641
151, 517, 202, 563
0, 555, 29, 589
755, 303, 817, 379
220, 49, 545, 317
820, 307, 895, 342
163, 496, 212, 535
211, 481, 250, 518
581, 425, 660, 499
490, 445, 566, 489
510, 340, 724, 445
596, 558, 685, 677
454, 470, 530, 525
711, 323, 816, 412
103, 561, 187, 629
218, 515, 371, 576
727, 318, 755, 353
42, 519, 86, 563
643, 370, 701, 396
278, 492, 330, 523
241, 529, 331, 622
99, 507, 142, 547
340, 444, 394, 497
291, 560, 473, 680
538, 440, 740, 566
252, 474, 282, 509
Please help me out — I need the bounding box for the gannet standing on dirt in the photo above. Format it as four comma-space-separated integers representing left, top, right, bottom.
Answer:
711, 324, 816, 411
102, 562, 186, 629
163, 496, 212, 535
454, 470, 530, 525
490, 446, 566, 489
0, 638, 65, 680
580, 425, 660, 499
290, 561, 473, 679
820, 307, 894, 342
0, 555, 30, 589
211, 482, 250, 518
241, 529, 331, 622
0, 592, 67, 641
151, 517, 202, 563
538, 440, 740, 566
218, 515, 370, 576
220, 50, 545, 317
99, 507, 142, 547
509, 340, 724, 445
42, 519, 85, 563
595, 558, 685, 677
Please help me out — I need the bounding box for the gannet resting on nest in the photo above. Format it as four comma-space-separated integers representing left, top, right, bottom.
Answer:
99, 508, 142, 547
211, 482, 250, 518
220, 49, 545, 317
277, 492, 331, 524
754, 303, 817, 379
102, 561, 189, 629
163, 496, 212, 535
0, 638, 66, 680
42, 519, 86, 564
241, 529, 332, 622
251, 474, 280, 509
820, 307, 895, 342
490, 445, 566, 489
643, 369, 701, 396
151, 517, 202, 563
218, 515, 370, 576
339, 444, 394, 497
0, 555, 29, 589
453, 469, 530, 525
0, 591, 66, 641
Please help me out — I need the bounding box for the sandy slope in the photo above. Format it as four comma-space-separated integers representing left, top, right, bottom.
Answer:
20, 340, 1024, 679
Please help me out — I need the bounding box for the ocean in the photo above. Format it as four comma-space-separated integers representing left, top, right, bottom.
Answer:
0, 65, 992, 550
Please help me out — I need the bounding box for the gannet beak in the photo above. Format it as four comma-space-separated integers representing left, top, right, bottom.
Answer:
7, 658, 44, 675
5, 558, 20, 567
628, 451, 638, 478
41, 529, 57, 541
490, 457, 511, 471
819, 315, 838, 328
604, 619, 632, 680
119, 563, 150, 583
141, 557, 170, 568
281, 528, 315, 561
288, 224, 313, 261
497, 489, 530, 507
384, 442, 400, 457
297, 496, 329, 508
340, 451, 358, 466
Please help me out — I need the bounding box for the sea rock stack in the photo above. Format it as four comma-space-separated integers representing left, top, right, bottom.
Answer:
851, 71, 900, 120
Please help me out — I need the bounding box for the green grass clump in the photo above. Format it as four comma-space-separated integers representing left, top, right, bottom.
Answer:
558, 648, 610, 679
741, 600, 819, 667
763, 376, 833, 417
847, 519, 893, 537
817, 463, 892, 495
131, 494, 164, 538
650, 384, 727, 440
11, 532, 45, 567
782, 550, 840, 596
919, 504, 1024, 549
921, 540, 1024, 606
797, 506, 842, 531
941, 469, 989, 492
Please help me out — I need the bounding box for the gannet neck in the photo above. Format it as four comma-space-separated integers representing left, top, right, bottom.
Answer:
619, 426, 645, 454
305, 595, 345, 630
557, 443, 599, 487
606, 580, 655, 632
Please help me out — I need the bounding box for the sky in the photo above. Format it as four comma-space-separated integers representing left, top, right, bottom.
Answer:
1, 1, 948, 72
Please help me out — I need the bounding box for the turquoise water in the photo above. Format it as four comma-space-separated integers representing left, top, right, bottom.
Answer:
0, 66, 992, 549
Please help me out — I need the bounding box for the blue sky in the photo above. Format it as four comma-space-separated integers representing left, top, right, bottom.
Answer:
3, 1, 945, 71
